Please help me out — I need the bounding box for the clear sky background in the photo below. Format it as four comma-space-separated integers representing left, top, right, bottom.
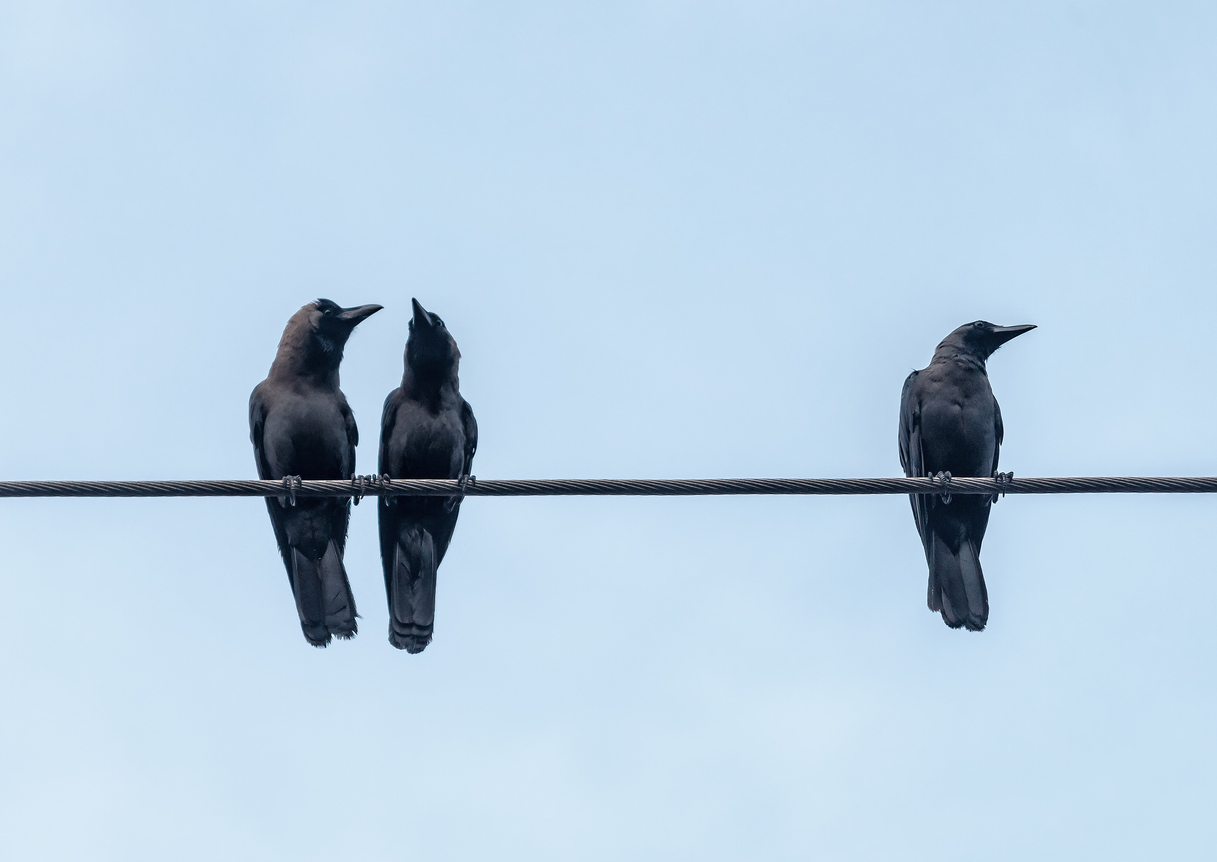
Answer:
2, 2, 1216, 859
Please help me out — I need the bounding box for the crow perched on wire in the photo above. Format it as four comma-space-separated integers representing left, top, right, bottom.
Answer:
898, 320, 1035, 631
379, 298, 477, 653
249, 299, 382, 646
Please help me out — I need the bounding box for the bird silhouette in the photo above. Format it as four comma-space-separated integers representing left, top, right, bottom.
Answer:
379, 298, 477, 653
249, 298, 382, 646
899, 320, 1035, 631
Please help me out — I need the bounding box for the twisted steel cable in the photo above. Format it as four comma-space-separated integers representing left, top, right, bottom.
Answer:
1, 475, 1217, 498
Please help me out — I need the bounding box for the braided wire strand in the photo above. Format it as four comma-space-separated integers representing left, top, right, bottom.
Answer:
0, 476, 1216, 498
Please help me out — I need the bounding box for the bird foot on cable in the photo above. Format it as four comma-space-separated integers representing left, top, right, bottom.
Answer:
931, 471, 953, 504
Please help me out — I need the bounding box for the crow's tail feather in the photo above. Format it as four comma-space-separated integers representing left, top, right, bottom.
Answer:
290, 542, 357, 647
290, 548, 330, 647
927, 532, 988, 632
319, 540, 358, 640
389, 526, 437, 653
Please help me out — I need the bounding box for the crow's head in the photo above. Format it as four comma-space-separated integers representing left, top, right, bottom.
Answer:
938, 320, 1036, 361
406, 297, 460, 378
310, 298, 382, 348
269, 298, 381, 380
297, 298, 382, 373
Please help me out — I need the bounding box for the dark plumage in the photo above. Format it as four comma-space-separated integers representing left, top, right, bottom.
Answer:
249, 298, 382, 646
898, 320, 1035, 631
379, 298, 477, 653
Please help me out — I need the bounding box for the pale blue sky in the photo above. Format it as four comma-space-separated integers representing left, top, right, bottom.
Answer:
2, 2, 1217, 859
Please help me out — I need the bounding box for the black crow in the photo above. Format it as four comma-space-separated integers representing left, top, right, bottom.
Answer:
379, 298, 477, 653
249, 298, 382, 646
898, 320, 1035, 631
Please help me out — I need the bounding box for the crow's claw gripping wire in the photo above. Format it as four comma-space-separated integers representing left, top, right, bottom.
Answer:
379, 474, 394, 506
445, 474, 475, 513
352, 474, 371, 505
931, 471, 953, 504
993, 471, 1014, 503
282, 475, 302, 507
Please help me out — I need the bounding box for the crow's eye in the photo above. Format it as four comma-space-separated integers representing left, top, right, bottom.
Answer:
323, 307, 334, 317
973, 321, 985, 329
433, 316, 444, 327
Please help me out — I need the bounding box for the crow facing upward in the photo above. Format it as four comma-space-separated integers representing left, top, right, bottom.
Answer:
898, 320, 1035, 631
249, 299, 382, 646
379, 298, 477, 653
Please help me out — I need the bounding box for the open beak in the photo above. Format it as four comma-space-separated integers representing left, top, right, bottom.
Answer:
991, 323, 1036, 346
412, 297, 432, 329
338, 304, 383, 326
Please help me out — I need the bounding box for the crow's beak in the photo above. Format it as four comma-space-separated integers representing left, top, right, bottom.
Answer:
412, 297, 432, 329
338, 304, 383, 326
991, 324, 1036, 346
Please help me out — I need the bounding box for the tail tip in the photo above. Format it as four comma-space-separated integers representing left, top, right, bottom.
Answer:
301, 620, 360, 646
389, 623, 433, 654
302, 623, 332, 647
330, 616, 359, 641
936, 609, 988, 632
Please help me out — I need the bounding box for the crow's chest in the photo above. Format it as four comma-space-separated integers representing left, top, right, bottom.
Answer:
914, 366, 998, 474
263, 394, 351, 478
384, 401, 466, 478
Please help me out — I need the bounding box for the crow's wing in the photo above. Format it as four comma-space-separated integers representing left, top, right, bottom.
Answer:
460, 398, 477, 475
992, 397, 1004, 476
249, 383, 274, 481
341, 397, 358, 474
250, 383, 294, 581
326, 396, 359, 556
378, 388, 404, 597
899, 371, 931, 554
